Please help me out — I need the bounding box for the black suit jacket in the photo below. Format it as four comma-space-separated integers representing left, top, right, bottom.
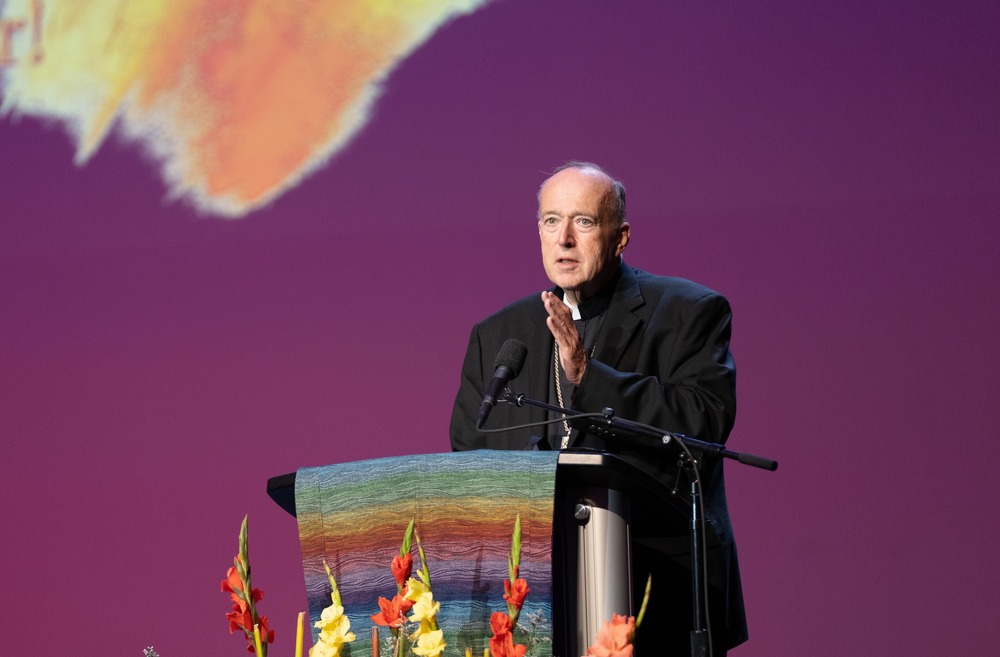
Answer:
450, 263, 748, 649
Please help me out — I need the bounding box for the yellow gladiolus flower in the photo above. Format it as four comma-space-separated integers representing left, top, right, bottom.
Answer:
315, 604, 348, 632
412, 628, 446, 657
408, 591, 441, 625
309, 602, 356, 657
404, 576, 430, 602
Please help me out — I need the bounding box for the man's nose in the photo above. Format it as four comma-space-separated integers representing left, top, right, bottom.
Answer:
557, 221, 575, 246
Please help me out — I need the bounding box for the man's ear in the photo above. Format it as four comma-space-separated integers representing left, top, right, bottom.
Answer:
616, 222, 631, 256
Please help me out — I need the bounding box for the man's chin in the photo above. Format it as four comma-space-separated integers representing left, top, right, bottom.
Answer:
549, 278, 580, 293
546, 269, 580, 288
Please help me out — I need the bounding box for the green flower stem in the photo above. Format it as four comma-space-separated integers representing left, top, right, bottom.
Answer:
414, 529, 432, 590
323, 560, 343, 607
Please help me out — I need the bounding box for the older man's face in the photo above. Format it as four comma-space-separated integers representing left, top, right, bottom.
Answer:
537, 167, 630, 303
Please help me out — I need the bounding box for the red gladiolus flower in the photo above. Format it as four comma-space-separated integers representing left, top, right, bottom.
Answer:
490, 611, 513, 636
584, 613, 635, 657
503, 577, 530, 610
221, 559, 270, 653
488, 612, 526, 657
222, 566, 244, 605
226, 603, 252, 634
391, 553, 413, 588
221, 564, 264, 611
223, 517, 274, 656
253, 615, 276, 653
370, 594, 414, 628
225, 604, 275, 653
489, 631, 527, 657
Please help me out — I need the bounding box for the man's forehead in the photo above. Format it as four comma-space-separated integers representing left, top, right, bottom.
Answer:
539, 169, 610, 211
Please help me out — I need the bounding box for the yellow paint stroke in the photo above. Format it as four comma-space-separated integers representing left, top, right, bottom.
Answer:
0, 0, 488, 217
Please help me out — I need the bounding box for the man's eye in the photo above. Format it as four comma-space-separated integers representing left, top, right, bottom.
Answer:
576, 217, 594, 227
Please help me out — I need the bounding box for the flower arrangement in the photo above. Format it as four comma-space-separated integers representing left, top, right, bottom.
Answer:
336, 515, 529, 657
221, 514, 640, 657
222, 515, 275, 655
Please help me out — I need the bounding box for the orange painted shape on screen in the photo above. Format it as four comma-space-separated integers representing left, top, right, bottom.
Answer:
0, 0, 489, 217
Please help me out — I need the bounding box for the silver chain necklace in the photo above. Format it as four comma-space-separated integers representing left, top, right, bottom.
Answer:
553, 342, 596, 449
553, 344, 572, 449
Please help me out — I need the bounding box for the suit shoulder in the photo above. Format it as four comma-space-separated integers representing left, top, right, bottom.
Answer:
631, 268, 730, 307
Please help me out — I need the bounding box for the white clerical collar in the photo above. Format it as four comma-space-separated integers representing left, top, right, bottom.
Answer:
562, 296, 582, 320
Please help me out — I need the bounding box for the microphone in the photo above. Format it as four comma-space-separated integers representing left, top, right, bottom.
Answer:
475, 339, 528, 429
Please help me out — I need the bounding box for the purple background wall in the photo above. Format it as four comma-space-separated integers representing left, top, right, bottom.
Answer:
2, 1, 998, 655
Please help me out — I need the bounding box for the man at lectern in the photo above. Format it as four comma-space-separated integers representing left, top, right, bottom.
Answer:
449, 161, 747, 654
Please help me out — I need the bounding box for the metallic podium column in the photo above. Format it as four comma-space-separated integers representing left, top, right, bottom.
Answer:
572, 487, 633, 656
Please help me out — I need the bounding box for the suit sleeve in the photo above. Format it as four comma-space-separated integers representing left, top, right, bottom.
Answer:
572, 291, 736, 443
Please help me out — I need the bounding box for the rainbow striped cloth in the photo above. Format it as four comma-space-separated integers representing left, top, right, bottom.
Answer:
295, 450, 558, 656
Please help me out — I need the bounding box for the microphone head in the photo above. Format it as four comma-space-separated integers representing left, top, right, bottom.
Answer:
495, 339, 528, 378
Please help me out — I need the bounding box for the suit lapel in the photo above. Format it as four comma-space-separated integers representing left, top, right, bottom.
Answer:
594, 264, 644, 371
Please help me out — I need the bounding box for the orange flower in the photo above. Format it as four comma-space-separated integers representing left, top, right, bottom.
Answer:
226, 602, 252, 635
370, 594, 414, 628
222, 517, 273, 655
221, 564, 264, 610
488, 612, 526, 657
225, 603, 275, 653
222, 565, 244, 605
254, 615, 276, 653
489, 632, 527, 657
392, 553, 413, 588
221, 562, 267, 643
503, 578, 529, 610
490, 611, 513, 636
584, 613, 635, 657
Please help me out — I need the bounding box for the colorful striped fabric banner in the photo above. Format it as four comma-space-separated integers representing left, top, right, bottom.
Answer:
295, 449, 558, 656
